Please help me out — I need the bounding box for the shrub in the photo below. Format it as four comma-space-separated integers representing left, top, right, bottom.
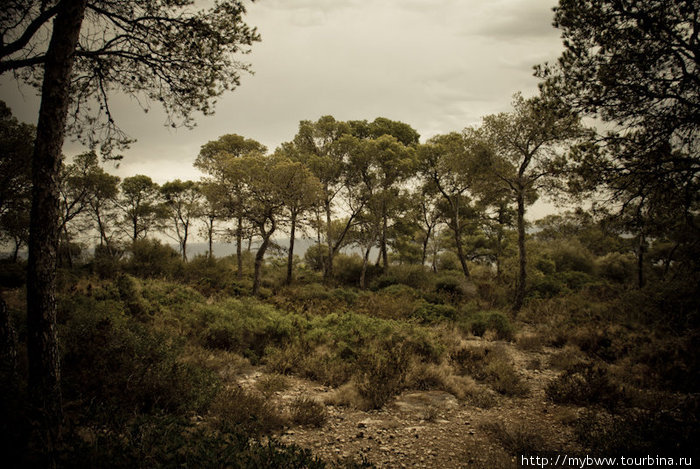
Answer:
411, 301, 458, 323
255, 374, 290, 398
434, 273, 463, 296
92, 244, 122, 279
58, 415, 324, 469
485, 357, 528, 397
549, 241, 595, 274
354, 340, 412, 410
209, 386, 287, 436
574, 406, 698, 456
304, 244, 329, 271
125, 238, 181, 278
481, 421, 549, 456
546, 363, 622, 410
463, 310, 514, 341
596, 252, 635, 283
288, 396, 327, 427
116, 273, 150, 318
60, 301, 219, 417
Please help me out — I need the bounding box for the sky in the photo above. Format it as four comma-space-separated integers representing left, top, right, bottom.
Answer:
0, 0, 565, 217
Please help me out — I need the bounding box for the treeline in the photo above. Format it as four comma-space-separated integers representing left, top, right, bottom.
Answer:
2, 94, 696, 314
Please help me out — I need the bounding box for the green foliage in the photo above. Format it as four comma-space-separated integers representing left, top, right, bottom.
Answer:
59, 295, 218, 417
125, 239, 181, 278
371, 264, 431, 291
411, 301, 457, 323
462, 310, 514, 341
596, 252, 635, 283
92, 244, 122, 279
304, 243, 329, 272
354, 339, 412, 409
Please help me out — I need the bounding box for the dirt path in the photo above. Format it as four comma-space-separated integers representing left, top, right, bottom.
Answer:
237, 336, 583, 468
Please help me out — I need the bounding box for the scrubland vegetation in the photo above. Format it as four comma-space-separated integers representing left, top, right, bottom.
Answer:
1, 0, 698, 467
1, 223, 698, 466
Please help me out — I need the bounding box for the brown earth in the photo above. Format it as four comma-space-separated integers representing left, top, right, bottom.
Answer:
236, 335, 585, 468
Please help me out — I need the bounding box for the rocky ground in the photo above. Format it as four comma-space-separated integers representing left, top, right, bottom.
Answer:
236, 335, 584, 468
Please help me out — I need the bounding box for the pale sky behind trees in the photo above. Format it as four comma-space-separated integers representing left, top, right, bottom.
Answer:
0, 0, 563, 216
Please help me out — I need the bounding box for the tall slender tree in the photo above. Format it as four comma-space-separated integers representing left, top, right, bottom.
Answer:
0, 1, 259, 443
478, 93, 585, 311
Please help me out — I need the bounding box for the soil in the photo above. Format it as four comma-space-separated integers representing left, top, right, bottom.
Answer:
236, 334, 585, 468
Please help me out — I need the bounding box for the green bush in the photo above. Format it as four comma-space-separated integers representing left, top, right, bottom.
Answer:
59, 297, 218, 417
596, 252, 635, 283
125, 238, 181, 278
463, 310, 514, 340
411, 301, 457, 323
304, 244, 329, 272
549, 241, 595, 274
92, 244, 122, 279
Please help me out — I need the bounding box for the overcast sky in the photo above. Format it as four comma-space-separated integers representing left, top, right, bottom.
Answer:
1, 0, 564, 215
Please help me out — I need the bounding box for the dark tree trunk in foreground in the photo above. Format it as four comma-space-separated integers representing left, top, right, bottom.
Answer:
513, 191, 527, 312
26, 0, 88, 454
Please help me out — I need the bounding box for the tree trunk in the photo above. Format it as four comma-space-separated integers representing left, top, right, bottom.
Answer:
452, 204, 470, 278
380, 204, 388, 271
12, 241, 21, 263
286, 211, 297, 285
236, 216, 243, 279
27, 0, 88, 456
360, 244, 371, 289
207, 216, 215, 260
62, 225, 73, 268
0, 297, 18, 382
252, 222, 275, 295
181, 223, 188, 262
324, 200, 334, 280
421, 225, 432, 267
513, 192, 527, 312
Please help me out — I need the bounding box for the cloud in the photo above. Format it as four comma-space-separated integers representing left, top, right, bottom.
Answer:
471, 0, 559, 40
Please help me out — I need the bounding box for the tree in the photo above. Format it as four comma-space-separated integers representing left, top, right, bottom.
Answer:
478, 93, 585, 311
1, 0, 259, 443
224, 154, 311, 295
198, 182, 228, 260
272, 147, 322, 284
119, 175, 165, 242
196, 134, 267, 277
84, 165, 121, 256
290, 116, 353, 280
58, 151, 110, 267
418, 132, 488, 279
0, 103, 34, 260
536, 0, 700, 281
161, 180, 203, 261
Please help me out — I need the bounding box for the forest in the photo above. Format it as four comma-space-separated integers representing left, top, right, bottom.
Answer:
0, 0, 698, 468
